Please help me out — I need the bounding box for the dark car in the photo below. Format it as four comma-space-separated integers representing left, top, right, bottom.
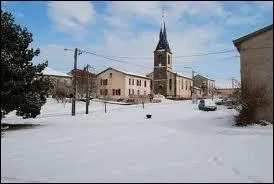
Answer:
198, 99, 217, 111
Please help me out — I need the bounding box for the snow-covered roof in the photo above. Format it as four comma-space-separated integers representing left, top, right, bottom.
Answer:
40, 67, 72, 78
173, 71, 192, 80
97, 67, 150, 80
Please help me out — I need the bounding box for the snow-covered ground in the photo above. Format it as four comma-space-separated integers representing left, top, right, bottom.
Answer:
1, 98, 273, 183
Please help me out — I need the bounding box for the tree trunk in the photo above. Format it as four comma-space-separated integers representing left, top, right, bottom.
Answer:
104, 101, 107, 113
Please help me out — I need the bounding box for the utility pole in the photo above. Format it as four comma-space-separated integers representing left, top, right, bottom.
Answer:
71, 48, 82, 116
85, 64, 91, 114
72, 48, 78, 116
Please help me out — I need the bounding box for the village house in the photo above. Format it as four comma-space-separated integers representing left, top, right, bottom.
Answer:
146, 22, 193, 99
36, 67, 73, 97
233, 24, 273, 123
193, 74, 215, 97
38, 67, 72, 86
193, 86, 205, 98
96, 67, 151, 102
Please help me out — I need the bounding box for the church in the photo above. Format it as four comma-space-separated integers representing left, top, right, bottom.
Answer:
147, 22, 193, 98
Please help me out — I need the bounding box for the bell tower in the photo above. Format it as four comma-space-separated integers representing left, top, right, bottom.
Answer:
153, 9, 172, 96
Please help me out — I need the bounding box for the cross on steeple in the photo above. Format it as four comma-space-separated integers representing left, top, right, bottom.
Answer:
154, 7, 171, 54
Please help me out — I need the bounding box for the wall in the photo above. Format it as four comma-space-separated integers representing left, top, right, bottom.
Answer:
125, 75, 151, 98
175, 75, 192, 98
97, 69, 126, 100
239, 29, 273, 122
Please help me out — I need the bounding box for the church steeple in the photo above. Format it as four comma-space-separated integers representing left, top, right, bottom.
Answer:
159, 27, 163, 39
154, 9, 172, 54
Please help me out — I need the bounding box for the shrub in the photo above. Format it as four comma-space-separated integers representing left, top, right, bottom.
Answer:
233, 81, 269, 126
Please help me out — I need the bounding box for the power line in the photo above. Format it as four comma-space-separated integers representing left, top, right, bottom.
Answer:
81, 46, 271, 60
81, 50, 153, 70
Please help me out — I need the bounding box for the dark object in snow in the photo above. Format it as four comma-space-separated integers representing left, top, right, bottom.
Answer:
146, 114, 152, 119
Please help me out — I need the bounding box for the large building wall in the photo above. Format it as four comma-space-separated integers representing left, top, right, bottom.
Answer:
238, 29, 273, 122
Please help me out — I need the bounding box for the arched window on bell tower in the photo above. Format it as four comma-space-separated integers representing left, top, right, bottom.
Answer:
168, 55, 171, 65
158, 55, 162, 66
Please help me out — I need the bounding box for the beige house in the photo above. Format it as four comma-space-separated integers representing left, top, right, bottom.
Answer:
96, 67, 151, 101
233, 24, 273, 123
193, 74, 215, 96
146, 21, 193, 98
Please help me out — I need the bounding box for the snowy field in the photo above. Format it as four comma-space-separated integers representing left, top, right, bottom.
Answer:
1, 98, 273, 183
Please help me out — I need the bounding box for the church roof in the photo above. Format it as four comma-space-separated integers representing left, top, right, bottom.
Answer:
154, 22, 172, 54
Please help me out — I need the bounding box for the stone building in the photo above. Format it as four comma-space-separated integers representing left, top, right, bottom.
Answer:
193, 74, 215, 97
233, 24, 273, 123
147, 22, 193, 98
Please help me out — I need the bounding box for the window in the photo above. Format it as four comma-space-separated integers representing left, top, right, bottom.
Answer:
129, 78, 131, 85
137, 90, 140, 95
113, 89, 121, 96
140, 80, 142, 86
132, 89, 134, 95
144, 81, 147, 87
158, 55, 162, 66
136, 80, 141, 86
181, 79, 184, 89
169, 79, 172, 90
129, 89, 131, 95
132, 79, 134, 85
101, 79, 108, 85
185, 81, 187, 90
168, 55, 171, 65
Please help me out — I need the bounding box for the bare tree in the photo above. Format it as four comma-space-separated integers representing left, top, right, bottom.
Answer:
233, 80, 269, 126
52, 80, 72, 106
208, 84, 218, 100
70, 69, 97, 101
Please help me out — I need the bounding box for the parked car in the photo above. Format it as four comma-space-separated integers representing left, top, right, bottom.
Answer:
215, 98, 236, 108
198, 99, 217, 111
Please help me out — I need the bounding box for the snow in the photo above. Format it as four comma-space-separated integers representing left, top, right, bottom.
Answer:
101, 67, 150, 79
39, 67, 72, 78
1, 98, 273, 183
